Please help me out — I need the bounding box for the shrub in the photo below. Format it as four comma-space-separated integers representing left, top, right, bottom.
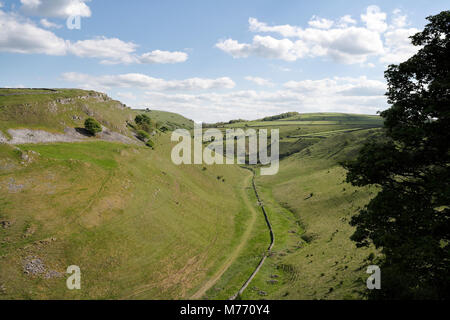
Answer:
145, 139, 155, 148
136, 130, 150, 142
135, 114, 151, 126
84, 118, 102, 136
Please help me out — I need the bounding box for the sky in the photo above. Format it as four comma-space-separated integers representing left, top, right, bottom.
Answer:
0, 0, 448, 122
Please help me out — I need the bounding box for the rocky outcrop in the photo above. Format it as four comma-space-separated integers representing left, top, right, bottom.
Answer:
0, 127, 138, 145
0, 131, 7, 144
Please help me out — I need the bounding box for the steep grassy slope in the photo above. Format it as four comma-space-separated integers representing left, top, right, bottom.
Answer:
0, 99, 385, 300
202, 114, 384, 300
0, 89, 193, 139
0, 89, 257, 299
132, 109, 194, 130
0, 135, 261, 299
243, 129, 382, 299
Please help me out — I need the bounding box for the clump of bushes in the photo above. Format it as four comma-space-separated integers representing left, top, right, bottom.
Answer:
84, 118, 102, 136
136, 130, 150, 142
135, 114, 152, 127
145, 140, 155, 149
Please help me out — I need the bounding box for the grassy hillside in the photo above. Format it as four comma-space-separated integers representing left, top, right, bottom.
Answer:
0, 96, 384, 300
132, 109, 194, 130
0, 89, 193, 139
0, 89, 261, 299
0, 135, 264, 299
246, 129, 381, 299
205, 113, 384, 300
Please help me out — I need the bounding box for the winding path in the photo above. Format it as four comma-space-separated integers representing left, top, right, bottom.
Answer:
190, 170, 259, 299
229, 168, 274, 300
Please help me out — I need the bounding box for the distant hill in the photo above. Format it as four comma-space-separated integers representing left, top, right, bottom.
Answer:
132, 109, 194, 130
0, 89, 193, 144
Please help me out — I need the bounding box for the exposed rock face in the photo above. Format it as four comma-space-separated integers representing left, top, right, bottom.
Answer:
6, 128, 86, 144
1, 220, 14, 229
23, 257, 46, 276
1, 127, 138, 145
0, 131, 7, 144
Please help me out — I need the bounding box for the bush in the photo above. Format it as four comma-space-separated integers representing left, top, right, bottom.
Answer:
135, 114, 151, 126
136, 130, 150, 142
84, 118, 102, 136
145, 139, 154, 148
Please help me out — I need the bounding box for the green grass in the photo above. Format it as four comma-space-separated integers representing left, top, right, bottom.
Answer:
241, 129, 381, 299
0, 89, 193, 137
132, 109, 194, 130
0, 97, 385, 300
0, 135, 255, 299
201, 114, 383, 300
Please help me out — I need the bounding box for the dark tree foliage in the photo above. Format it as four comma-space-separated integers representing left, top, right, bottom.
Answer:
344, 11, 450, 299
135, 114, 153, 133
84, 117, 102, 136
135, 114, 151, 126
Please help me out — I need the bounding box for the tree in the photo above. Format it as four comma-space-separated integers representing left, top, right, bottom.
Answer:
84, 117, 102, 136
135, 114, 151, 126
344, 11, 450, 299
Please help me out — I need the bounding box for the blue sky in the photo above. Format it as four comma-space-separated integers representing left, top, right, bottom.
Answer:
0, 0, 448, 122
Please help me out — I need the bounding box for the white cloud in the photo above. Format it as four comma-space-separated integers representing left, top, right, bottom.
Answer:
61, 72, 236, 91
0, 10, 67, 55
139, 76, 387, 122
308, 15, 334, 29
249, 17, 302, 37
138, 50, 188, 64
244, 76, 274, 87
361, 5, 387, 33
40, 18, 62, 29
69, 37, 139, 64
0, 10, 188, 64
284, 76, 386, 96
338, 15, 356, 27
116, 92, 137, 101
20, 0, 91, 18
216, 35, 308, 61
217, 24, 384, 64
380, 28, 419, 64
391, 9, 408, 28
218, 6, 420, 65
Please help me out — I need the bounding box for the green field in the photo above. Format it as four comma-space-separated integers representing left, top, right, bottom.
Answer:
0, 89, 384, 300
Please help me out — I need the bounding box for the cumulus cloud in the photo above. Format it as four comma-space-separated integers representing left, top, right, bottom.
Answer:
284, 76, 386, 96
69, 37, 139, 64
0, 10, 68, 55
140, 76, 387, 122
138, 50, 188, 64
217, 24, 383, 64
218, 6, 418, 65
116, 92, 137, 101
391, 9, 408, 28
216, 36, 308, 61
338, 15, 356, 27
61, 72, 236, 91
249, 17, 301, 37
0, 10, 188, 64
20, 0, 91, 18
361, 5, 387, 33
308, 15, 334, 29
380, 27, 419, 64
244, 76, 274, 87
40, 18, 62, 28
